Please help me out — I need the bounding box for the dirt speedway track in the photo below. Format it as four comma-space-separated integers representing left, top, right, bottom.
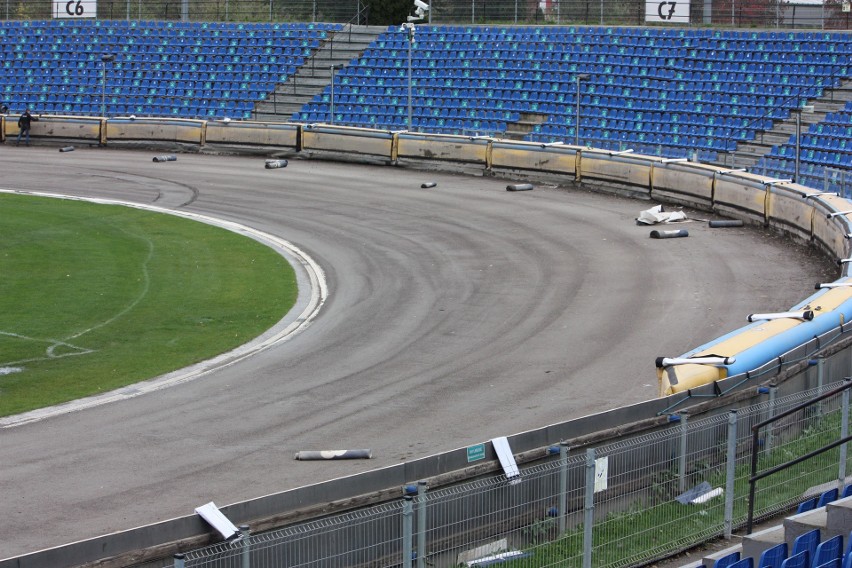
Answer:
0, 147, 836, 559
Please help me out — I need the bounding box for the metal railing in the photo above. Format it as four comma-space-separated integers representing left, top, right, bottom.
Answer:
180, 381, 852, 568
1, 0, 849, 28
747, 379, 852, 533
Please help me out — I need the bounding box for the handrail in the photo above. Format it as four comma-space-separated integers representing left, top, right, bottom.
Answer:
746, 378, 852, 533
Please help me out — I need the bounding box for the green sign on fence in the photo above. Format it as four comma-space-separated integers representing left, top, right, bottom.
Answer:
467, 443, 485, 463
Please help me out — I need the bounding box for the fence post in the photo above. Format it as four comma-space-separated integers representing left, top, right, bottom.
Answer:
678, 412, 689, 492
583, 448, 595, 568
239, 524, 250, 568
818, 358, 826, 418
559, 442, 570, 534
416, 480, 428, 568
839, 379, 851, 489
766, 385, 777, 455
724, 410, 738, 539
173, 553, 185, 568
403, 496, 414, 568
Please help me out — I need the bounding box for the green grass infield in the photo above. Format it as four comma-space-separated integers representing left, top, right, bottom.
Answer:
0, 193, 297, 417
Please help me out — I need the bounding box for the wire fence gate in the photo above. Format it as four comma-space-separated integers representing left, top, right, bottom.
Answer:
176, 380, 852, 568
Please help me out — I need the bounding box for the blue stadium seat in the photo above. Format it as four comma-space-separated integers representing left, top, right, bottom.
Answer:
813, 536, 843, 568
798, 497, 820, 514
730, 557, 754, 568
782, 552, 810, 568
793, 529, 821, 565
714, 551, 742, 568
818, 488, 840, 508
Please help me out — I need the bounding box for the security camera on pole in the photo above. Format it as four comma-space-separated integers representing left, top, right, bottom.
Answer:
401, 0, 429, 131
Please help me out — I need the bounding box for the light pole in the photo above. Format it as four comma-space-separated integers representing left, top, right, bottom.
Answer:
330, 64, 335, 124
100, 54, 115, 118
403, 22, 415, 131
402, 0, 429, 131
794, 109, 801, 183
575, 73, 589, 146
793, 104, 814, 183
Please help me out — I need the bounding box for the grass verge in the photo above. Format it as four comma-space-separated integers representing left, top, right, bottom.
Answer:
0, 193, 297, 416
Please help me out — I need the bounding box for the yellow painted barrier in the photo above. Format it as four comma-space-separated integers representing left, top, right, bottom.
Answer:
106, 117, 204, 145
301, 124, 393, 157
206, 121, 298, 148
396, 132, 489, 164
490, 141, 578, 176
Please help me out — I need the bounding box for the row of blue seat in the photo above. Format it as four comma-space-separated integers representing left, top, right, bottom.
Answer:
32, 103, 251, 120
4, 19, 338, 29
0, 18, 337, 121
404, 25, 850, 43
713, 531, 842, 568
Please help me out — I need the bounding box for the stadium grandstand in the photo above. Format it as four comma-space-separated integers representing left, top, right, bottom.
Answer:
0, 1, 850, 190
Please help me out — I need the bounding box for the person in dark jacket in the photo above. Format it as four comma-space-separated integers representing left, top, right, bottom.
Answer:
16, 108, 37, 146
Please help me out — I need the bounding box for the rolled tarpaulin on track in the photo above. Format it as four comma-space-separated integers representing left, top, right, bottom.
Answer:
153, 154, 177, 162
506, 183, 534, 192
265, 159, 288, 169
59, 146, 75, 152
708, 219, 744, 228
421, 182, 437, 188
294, 449, 372, 460
650, 229, 689, 239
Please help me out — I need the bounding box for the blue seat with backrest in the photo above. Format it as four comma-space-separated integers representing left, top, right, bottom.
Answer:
798, 497, 820, 514
759, 542, 789, 568
818, 488, 840, 508
813, 535, 843, 568
731, 557, 755, 568
793, 529, 821, 566
714, 551, 742, 568
783, 551, 810, 568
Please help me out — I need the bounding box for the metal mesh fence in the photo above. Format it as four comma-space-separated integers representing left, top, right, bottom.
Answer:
181, 381, 852, 568
1, 0, 848, 28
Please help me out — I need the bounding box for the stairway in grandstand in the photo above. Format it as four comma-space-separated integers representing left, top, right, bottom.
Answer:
735, 80, 852, 184
292, 27, 850, 164
253, 24, 386, 122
